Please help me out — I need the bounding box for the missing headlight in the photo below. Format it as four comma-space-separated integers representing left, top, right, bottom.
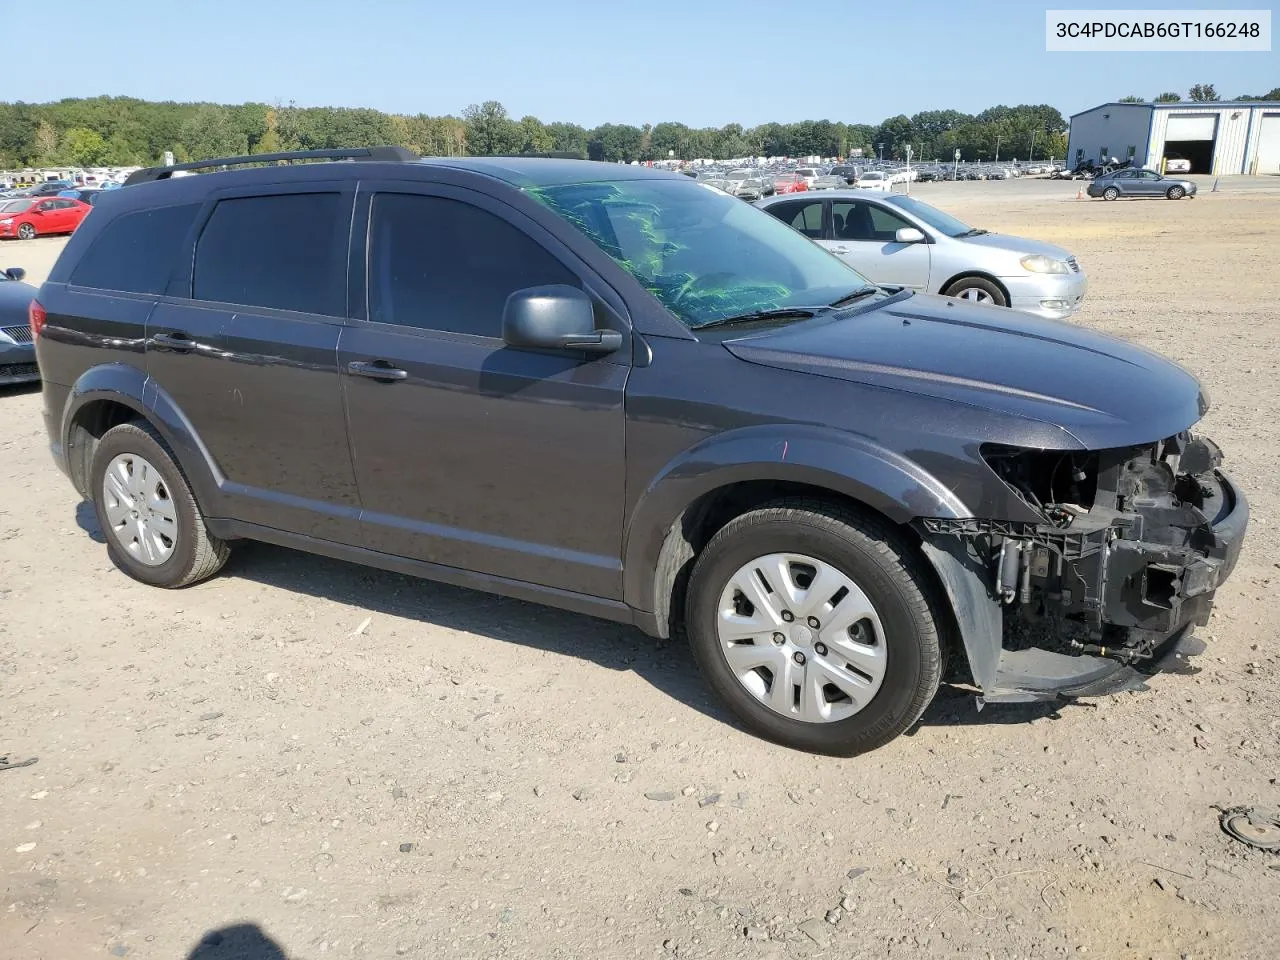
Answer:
982, 445, 1099, 524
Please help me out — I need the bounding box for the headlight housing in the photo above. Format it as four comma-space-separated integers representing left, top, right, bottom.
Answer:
1020, 254, 1069, 275
0, 218, 12, 225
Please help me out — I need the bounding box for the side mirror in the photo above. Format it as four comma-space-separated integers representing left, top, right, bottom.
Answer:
895, 227, 925, 244
4, 267, 26, 281
503, 284, 622, 355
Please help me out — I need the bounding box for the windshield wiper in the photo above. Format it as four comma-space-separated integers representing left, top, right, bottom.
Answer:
692, 307, 821, 331
955, 228, 988, 238
828, 286, 880, 308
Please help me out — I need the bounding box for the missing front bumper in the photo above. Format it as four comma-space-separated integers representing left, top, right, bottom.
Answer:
917, 461, 1248, 704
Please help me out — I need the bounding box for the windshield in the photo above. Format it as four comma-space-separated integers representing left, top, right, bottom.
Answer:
881, 195, 976, 237
530, 178, 874, 330
0, 199, 34, 214
861, 172, 884, 179
726, 170, 750, 180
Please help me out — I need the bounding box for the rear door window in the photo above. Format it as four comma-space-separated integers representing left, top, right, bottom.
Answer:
70, 203, 202, 294
193, 192, 347, 316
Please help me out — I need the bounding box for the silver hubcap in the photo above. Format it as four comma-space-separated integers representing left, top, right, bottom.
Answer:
102, 453, 178, 566
958, 287, 993, 303
716, 553, 887, 724
18, 224, 34, 239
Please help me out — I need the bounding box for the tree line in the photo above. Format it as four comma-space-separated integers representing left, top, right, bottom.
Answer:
0, 95, 1071, 169
1118, 83, 1280, 103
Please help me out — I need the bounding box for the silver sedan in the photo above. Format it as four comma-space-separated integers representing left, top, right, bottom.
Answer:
1086, 168, 1197, 200
755, 190, 1088, 320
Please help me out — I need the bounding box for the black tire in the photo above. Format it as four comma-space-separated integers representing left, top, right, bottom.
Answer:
684, 500, 945, 756
17, 222, 36, 240
89, 420, 229, 588
943, 276, 1007, 308
1167, 185, 1185, 200
1102, 186, 1120, 201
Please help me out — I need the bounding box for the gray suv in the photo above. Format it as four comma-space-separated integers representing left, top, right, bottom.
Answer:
33, 148, 1248, 755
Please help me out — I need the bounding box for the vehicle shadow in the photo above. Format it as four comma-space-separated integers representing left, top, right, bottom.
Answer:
222, 540, 736, 727
73, 510, 1067, 737
185, 923, 289, 959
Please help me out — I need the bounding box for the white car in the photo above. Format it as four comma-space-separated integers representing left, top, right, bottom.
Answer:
854, 171, 891, 192
1164, 155, 1192, 174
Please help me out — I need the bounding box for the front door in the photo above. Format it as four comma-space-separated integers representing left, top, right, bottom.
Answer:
146, 185, 362, 542
339, 184, 629, 600
828, 198, 931, 290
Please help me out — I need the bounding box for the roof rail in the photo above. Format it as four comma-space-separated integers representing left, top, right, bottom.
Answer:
123, 146, 418, 186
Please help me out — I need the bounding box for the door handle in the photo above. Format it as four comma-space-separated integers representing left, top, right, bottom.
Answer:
831, 246, 850, 254
348, 360, 408, 381
151, 332, 198, 352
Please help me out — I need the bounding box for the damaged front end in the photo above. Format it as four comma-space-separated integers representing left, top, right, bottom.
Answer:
917, 432, 1249, 704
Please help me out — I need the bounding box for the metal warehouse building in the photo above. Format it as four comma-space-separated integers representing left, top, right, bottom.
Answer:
1067, 101, 1280, 175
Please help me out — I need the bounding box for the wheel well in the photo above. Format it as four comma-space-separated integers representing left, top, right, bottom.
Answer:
650, 481, 910, 639
66, 399, 140, 497
940, 271, 1010, 304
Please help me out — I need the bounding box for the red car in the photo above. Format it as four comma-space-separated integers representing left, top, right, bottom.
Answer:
0, 197, 92, 240
772, 173, 809, 195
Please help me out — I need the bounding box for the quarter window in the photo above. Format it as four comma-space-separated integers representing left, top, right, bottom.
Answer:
70, 203, 202, 294
367, 193, 577, 337
193, 192, 347, 316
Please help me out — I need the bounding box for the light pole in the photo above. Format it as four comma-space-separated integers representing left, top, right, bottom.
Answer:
1028, 130, 1036, 163
994, 135, 1001, 163
877, 142, 884, 161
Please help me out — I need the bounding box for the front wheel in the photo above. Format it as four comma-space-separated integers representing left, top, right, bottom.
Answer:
1102, 186, 1120, 201
16, 222, 36, 240
684, 501, 945, 755
943, 276, 1007, 307
1167, 185, 1186, 200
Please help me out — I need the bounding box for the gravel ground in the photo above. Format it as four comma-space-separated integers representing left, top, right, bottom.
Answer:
2, 181, 1278, 960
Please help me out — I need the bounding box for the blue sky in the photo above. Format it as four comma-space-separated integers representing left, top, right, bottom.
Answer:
7, 0, 1275, 125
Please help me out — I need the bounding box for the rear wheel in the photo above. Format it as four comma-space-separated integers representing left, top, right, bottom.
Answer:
1167, 185, 1186, 200
684, 500, 944, 756
16, 222, 36, 240
90, 421, 229, 588
943, 276, 1007, 307
1102, 186, 1120, 201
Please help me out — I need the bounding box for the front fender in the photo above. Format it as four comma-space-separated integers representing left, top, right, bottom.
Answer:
622, 423, 972, 616
61, 363, 224, 512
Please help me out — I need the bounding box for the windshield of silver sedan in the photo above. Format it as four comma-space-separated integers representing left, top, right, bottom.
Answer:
529, 178, 874, 330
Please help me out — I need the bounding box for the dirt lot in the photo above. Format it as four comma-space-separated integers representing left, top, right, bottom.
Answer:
2, 180, 1279, 960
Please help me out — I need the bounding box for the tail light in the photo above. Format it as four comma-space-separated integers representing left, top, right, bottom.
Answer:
29, 298, 47, 338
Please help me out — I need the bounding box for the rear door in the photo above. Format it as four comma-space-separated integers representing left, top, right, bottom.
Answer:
828, 198, 931, 289
145, 183, 362, 542
338, 181, 629, 599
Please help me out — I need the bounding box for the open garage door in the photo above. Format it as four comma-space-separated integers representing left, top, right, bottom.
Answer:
1254, 114, 1280, 176
1163, 114, 1217, 174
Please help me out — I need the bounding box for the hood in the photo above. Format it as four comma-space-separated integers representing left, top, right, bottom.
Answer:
954, 231, 1073, 261
723, 293, 1206, 450
0, 279, 35, 321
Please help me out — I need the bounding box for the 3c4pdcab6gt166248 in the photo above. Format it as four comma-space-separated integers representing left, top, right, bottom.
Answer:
33, 147, 1248, 755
